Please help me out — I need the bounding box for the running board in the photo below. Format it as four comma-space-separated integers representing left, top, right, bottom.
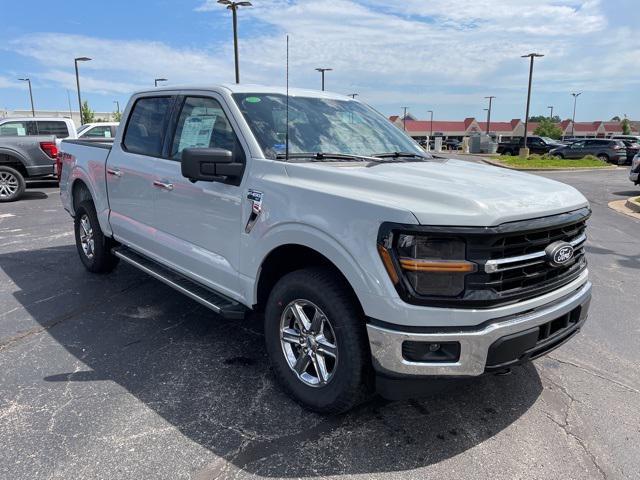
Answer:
113, 246, 247, 320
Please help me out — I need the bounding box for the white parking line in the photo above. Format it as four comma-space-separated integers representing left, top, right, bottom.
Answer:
0, 214, 16, 219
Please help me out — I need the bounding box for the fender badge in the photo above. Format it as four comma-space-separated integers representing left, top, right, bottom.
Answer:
245, 189, 263, 233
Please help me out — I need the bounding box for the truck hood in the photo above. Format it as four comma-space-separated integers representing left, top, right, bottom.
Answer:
284, 158, 589, 226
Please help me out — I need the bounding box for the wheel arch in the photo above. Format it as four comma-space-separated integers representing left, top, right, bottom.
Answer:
255, 243, 365, 314
0, 149, 28, 177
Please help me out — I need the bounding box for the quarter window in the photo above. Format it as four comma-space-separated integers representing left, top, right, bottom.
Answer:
83, 126, 113, 138
123, 96, 173, 156
170, 96, 244, 162
0, 121, 33, 136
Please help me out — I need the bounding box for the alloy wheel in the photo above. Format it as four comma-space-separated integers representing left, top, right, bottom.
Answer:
79, 214, 95, 259
0, 171, 19, 199
280, 299, 338, 387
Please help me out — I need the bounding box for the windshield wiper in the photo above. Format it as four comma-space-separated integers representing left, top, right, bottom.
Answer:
275, 152, 378, 162
371, 151, 430, 159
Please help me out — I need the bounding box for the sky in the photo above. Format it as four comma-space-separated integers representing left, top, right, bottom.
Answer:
0, 0, 638, 121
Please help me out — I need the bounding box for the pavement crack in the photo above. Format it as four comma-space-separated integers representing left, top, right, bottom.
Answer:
548, 355, 640, 395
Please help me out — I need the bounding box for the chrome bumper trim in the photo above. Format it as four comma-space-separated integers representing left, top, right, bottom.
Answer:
366, 281, 592, 376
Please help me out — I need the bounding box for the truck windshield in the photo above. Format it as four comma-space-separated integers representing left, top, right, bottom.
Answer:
232, 93, 424, 160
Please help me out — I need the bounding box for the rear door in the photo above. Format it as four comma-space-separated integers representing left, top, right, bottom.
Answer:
106, 95, 174, 253
566, 140, 585, 158
151, 94, 247, 297
35, 120, 70, 139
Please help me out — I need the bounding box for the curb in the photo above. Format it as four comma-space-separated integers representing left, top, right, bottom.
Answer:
481, 158, 618, 172
625, 197, 640, 213
608, 199, 640, 220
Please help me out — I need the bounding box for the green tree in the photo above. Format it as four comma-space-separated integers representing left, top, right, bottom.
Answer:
621, 118, 631, 135
529, 114, 561, 123
611, 115, 621, 122
81, 100, 95, 124
112, 109, 122, 122
533, 118, 563, 139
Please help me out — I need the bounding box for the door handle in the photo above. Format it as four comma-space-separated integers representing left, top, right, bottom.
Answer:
107, 168, 122, 177
153, 180, 174, 191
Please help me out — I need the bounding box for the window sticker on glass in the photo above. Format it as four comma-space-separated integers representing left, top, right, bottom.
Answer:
178, 115, 217, 152
245, 96, 261, 103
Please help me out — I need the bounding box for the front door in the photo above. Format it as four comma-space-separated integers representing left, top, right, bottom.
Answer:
566, 140, 585, 158
152, 95, 246, 299
106, 95, 173, 253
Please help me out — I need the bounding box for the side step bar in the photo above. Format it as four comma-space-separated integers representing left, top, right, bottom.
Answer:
113, 246, 247, 320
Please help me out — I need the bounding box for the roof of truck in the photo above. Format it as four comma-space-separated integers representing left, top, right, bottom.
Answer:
143, 83, 354, 100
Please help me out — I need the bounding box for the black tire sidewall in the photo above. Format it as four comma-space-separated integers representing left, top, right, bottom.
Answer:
264, 268, 370, 413
74, 201, 118, 273
0, 166, 26, 202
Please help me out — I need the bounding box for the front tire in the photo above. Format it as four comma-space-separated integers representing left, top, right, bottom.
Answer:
0, 166, 26, 202
264, 267, 372, 413
597, 153, 609, 163
74, 200, 119, 273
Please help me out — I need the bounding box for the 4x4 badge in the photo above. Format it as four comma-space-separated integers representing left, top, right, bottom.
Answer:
245, 189, 264, 233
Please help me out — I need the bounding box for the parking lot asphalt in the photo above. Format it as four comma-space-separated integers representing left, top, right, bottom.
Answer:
0, 171, 638, 480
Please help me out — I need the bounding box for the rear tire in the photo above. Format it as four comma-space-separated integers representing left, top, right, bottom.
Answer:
502, 149, 513, 156
74, 200, 119, 273
264, 267, 372, 413
0, 166, 26, 202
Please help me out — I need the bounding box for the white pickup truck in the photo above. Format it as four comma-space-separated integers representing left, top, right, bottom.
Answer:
59, 84, 592, 412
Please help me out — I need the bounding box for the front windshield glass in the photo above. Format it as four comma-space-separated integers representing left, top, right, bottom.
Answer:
542, 136, 561, 144
232, 93, 424, 160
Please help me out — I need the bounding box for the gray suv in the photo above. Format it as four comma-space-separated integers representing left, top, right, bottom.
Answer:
550, 139, 627, 165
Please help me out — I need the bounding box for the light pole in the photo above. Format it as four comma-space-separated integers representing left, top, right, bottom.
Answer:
315, 68, 333, 91
402, 106, 409, 131
113, 100, 120, 119
484, 96, 495, 134
218, 0, 252, 84
348, 93, 358, 99
74, 57, 91, 125
548, 105, 554, 119
521, 53, 544, 155
571, 92, 582, 137
18, 78, 35, 117
427, 110, 434, 137
154, 78, 168, 87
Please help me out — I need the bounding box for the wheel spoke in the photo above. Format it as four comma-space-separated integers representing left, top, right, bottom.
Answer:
316, 336, 337, 358
293, 351, 311, 375
310, 309, 324, 334
311, 354, 329, 384
291, 302, 312, 332
282, 327, 302, 345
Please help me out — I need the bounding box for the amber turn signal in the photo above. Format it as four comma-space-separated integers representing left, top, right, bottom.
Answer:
399, 258, 476, 273
377, 245, 400, 284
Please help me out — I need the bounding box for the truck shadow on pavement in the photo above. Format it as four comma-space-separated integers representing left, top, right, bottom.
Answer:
1, 245, 543, 478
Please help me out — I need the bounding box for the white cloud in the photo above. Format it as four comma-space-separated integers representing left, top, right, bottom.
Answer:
7, 0, 639, 116
0, 76, 21, 89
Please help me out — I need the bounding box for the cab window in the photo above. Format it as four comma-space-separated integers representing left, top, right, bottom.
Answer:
170, 96, 245, 162
0, 121, 35, 136
123, 96, 173, 156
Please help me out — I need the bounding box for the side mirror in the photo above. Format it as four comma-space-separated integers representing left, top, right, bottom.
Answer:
181, 148, 244, 183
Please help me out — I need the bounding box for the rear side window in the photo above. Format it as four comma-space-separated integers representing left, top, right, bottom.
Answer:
0, 121, 36, 136
36, 121, 69, 138
123, 97, 173, 156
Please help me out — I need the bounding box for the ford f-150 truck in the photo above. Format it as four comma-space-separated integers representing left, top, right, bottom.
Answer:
59, 85, 592, 413
0, 134, 58, 201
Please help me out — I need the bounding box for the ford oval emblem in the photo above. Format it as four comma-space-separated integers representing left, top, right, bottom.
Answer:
545, 241, 575, 267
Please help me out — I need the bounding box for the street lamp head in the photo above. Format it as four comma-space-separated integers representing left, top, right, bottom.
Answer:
75, 57, 91, 62
18, 78, 29, 82
155, 78, 167, 82
315, 68, 333, 72
571, 92, 582, 98
218, 0, 252, 8
521, 53, 544, 58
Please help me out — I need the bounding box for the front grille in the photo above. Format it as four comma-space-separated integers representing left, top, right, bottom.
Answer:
464, 208, 589, 306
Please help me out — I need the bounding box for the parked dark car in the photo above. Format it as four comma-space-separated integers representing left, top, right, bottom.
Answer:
549, 139, 627, 164
497, 136, 562, 155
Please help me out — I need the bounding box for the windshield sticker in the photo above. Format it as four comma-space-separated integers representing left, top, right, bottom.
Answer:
245, 96, 261, 104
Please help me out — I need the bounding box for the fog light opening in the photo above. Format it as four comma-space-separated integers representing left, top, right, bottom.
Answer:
402, 341, 461, 363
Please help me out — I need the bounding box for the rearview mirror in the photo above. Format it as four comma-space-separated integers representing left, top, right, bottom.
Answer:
181, 148, 244, 183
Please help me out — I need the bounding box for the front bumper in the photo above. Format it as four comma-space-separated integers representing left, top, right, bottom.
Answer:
367, 281, 591, 377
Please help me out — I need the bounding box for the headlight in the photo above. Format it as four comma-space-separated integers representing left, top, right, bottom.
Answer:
378, 233, 476, 297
